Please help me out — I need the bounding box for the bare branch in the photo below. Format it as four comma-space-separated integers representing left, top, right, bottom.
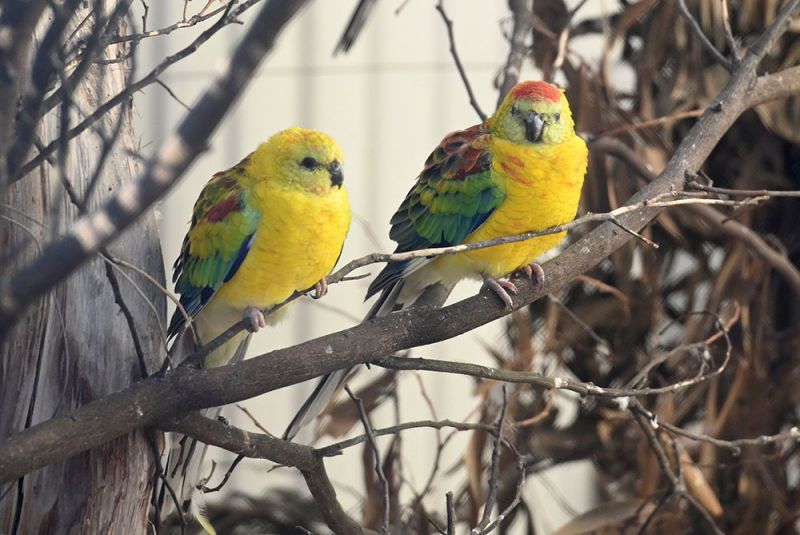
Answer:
14, 0, 262, 182
720, 0, 741, 60
675, 0, 732, 72
474, 384, 508, 533
496, 0, 531, 106
686, 180, 800, 198
435, 0, 487, 122
345, 385, 389, 533
105, 0, 245, 45
163, 413, 364, 535
445, 491, 456, 535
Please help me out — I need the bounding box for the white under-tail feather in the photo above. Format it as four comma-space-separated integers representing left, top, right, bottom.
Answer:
282, 280, 406, 441
158, 326, 251, 533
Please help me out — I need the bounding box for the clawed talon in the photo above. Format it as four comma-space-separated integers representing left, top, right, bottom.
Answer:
312, 278, 328, 299
517, 262, 545, 288
244, 307, 267, 333
483, 275, 517, 309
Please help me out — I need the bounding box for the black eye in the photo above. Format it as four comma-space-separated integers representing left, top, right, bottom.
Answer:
553, 112, 561, 122
511, 106, 520, 116
300, 157, 319, 170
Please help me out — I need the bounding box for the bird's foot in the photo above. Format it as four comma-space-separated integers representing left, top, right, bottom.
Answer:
483, 275, 518, 310
312, 278, 328, 299
244, 307, 267, 333
516, 262, 545, 289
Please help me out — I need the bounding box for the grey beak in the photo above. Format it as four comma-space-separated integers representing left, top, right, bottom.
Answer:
524, 112, 545, 143
328, 160, 343, 187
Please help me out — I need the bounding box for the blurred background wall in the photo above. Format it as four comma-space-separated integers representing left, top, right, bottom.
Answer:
136, 1, 626, 532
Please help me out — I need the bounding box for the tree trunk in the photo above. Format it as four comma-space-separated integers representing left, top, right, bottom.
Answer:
0, 8, 165, 534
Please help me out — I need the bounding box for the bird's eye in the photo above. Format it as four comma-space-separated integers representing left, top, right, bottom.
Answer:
553, 112, 561, 122
300, 157, 319, 170
511, 106, 520, 116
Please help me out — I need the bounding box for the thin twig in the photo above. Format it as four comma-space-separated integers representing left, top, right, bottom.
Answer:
435, 0, 487, 122
14, 0, 260, 182
236, 404, 273, 435
675, 0, 732, 72
474, 384, 508, 533
631, 400, 725, 535
316, 419, 496, 458
105, 0, 242, 45
156, 79, 191, 111
597, 108, 705, 138
445, 491, 456, 535
345, 385, 389, 533
687, 180, 800, 198
374, 330, 731, 399
199, 454, 244, 493
496, 0, 531, 105
475, 456, 526, 535
720, 0, 741, 60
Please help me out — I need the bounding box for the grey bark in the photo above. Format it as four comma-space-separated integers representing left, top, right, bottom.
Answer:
0, 8, 165, 535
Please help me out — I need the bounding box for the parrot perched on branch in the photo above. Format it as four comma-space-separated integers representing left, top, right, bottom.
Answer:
167, 126, 351, 368
161, 127, 351, 529
283, 80, 587, 442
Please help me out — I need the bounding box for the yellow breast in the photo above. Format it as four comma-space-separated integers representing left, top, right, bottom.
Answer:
444, 134, 587, 278
215, 183, 351, 308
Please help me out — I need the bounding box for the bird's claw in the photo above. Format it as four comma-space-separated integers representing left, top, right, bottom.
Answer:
244, 307, 267, 333
517, 262, 545, 289
483, 276, 518, 310
312, 278, 328, 299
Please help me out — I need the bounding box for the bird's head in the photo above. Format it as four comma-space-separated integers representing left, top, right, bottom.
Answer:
489, 81, 575, 146
250, 127, 345, 194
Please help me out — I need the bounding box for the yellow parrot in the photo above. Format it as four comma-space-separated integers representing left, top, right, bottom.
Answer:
167, 126, 351, 368
162, 127, 351, 530
283, 81, 587, 441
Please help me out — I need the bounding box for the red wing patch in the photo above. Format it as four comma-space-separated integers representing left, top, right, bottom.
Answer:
422, 124, 492, 181
204, 196, 241, 222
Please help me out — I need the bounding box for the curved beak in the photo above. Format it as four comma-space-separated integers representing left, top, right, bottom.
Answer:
328, 160, 343, 188
524, 112, 545, 143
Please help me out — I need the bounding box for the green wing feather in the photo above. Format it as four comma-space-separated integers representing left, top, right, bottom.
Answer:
367, 125, 504, 298
168, 161, 260, 338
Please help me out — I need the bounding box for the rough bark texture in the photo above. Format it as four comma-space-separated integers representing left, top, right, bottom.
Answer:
0, 9, 165, 535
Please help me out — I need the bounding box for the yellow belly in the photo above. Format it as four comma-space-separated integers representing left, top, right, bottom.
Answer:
214, 185, 351, 309
408, 134, 586, 293
460, 136, 585, 277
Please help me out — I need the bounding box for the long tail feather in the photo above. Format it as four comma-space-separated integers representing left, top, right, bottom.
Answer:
158, 330, 251, 531
282, 280, 405, 442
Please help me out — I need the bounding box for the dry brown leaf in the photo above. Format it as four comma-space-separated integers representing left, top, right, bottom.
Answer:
679, 448, 724, 518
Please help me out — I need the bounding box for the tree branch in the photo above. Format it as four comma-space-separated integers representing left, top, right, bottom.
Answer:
496, 0, 531, 106
163, 413, 363, 535
435, 0, 487, 122
675, 0, 733, 72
